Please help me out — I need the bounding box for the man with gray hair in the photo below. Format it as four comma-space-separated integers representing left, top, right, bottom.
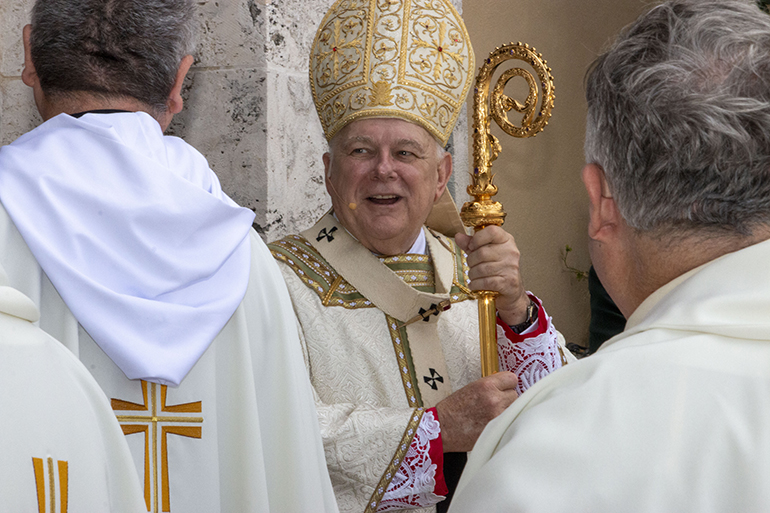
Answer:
0, 0, 338, 511
448, 1, 770, 511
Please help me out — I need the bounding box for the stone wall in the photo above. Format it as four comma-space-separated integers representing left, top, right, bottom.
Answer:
0, 0, 468, 242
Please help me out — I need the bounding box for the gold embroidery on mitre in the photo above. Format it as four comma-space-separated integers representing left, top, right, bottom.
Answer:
310, 0, 475, 145
368, 80, 394, 106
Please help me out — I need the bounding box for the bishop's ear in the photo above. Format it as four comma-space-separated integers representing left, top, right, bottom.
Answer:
582, 163, 621, 241
433, 151, 452, 202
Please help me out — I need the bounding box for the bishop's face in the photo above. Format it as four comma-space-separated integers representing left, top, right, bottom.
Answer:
324, 118, 452, 255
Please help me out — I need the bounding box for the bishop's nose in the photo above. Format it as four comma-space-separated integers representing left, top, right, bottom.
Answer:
371, 152, 398, 181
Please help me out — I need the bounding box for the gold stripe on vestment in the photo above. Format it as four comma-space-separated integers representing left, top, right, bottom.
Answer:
322, 275, 344, 306
32, 457, 45, 513
364, 408, 424, 513
31, 456, 68, 513
386, 314, 422, 407
48, 457, 55, 513
58, 460, 68, 513
161, 426, 202, 511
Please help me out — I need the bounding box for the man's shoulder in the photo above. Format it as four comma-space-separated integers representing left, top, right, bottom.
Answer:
269, 233, 320, 256
268, 233, 333, 278
268, 228, 473, 308
268, 234, 373, 309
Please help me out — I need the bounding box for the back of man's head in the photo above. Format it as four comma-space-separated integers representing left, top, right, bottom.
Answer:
585, 0, 770, 238
30, 0, 196, 115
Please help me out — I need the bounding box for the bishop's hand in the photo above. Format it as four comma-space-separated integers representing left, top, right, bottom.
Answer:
455, 226, 531, 327
435, 371, 519, 452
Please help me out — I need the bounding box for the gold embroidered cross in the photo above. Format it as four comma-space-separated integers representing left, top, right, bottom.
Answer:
318, 19, 362, 79
414, 20, 464, 79
112, 381, 203, 513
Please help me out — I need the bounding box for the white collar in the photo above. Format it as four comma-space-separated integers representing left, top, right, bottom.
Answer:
331, 211, 427, 256
406, 228, 427, 255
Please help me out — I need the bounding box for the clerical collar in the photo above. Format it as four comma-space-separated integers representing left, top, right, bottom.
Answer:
70, 109, 132, 118
331, 211, 428, 255
406, 228, 427, 255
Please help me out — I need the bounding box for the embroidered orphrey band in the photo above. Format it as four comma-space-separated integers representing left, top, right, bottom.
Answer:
364, 408, 425, 513
269, 234, 474, 311
32, 456, 68, 513
386, 314, 422, 407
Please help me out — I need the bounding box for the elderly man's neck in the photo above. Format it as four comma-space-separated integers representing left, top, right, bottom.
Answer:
37, 91, 163, 126
622, 224, 770, 316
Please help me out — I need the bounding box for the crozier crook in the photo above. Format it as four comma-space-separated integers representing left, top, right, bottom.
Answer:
461, 42, 556, 377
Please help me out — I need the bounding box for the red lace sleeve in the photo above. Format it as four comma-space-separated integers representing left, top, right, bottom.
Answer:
497, 294, 564, 395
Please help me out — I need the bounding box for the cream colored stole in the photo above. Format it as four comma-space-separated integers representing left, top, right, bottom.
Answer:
302, 211, 455, 407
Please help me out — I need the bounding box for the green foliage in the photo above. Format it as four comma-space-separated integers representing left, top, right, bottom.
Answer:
560, 244, 589, 282
760, 0, 770, 14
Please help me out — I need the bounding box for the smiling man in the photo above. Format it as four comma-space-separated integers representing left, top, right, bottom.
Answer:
267, 1, 573, 512
324, 118, 450, 258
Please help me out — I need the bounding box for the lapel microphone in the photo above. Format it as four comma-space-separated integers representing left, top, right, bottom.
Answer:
327, 173, 357, 210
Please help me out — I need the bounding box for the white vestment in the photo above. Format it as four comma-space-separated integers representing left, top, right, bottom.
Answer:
450, 238, 770, 513
270, 213, 571, 513
0, 113, 339, 513
0, 277, 145, 513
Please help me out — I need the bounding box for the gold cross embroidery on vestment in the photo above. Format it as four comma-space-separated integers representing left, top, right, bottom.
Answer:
111, 381, 203, 513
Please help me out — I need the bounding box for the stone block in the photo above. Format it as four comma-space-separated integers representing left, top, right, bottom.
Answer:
265, 0, 329, 73
0, 0, 32, 77
168, 67, 267, 217
447, 104, 470, 204
263, 68, 330, 240
193, 0, 265, 69
0, 78, 39, 146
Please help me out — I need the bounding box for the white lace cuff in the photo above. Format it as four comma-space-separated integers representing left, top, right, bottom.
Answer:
378, 410, 444, 511
498, 307, 563, 395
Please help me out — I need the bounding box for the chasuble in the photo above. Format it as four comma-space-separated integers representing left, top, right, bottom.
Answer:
0, 225, 336, 513
270, 212, 571, 513
0, 112, 338, 513
450, 238, 770, 513
0, 280, 144, 513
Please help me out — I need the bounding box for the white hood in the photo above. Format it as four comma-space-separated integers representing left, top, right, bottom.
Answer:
0, 111, 255, 386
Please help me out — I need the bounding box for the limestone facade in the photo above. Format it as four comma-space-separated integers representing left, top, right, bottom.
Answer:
0, 0, 468, 241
